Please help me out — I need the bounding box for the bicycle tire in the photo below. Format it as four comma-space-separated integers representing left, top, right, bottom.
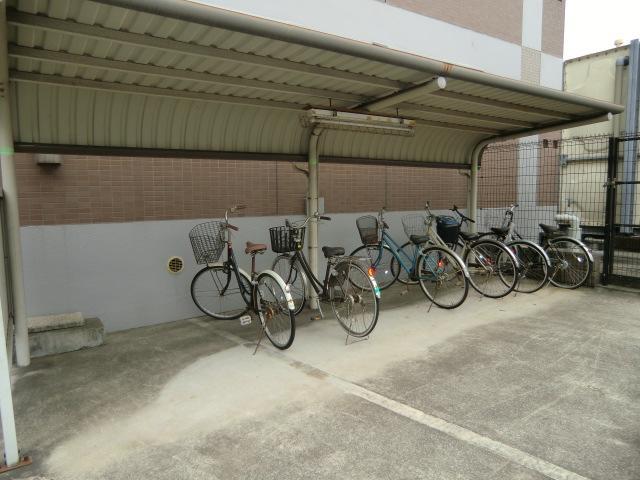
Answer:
350, 244, 400, 290
328, 260, 379, 337
464, 239, 518, 298
545, 238, 593, 289
190, 264, 251, 319
272, 254, 307, 315
417, 246, 469, 309
508, 240, 550, 294
255, 271, 296, 349
392, 241, 420, 285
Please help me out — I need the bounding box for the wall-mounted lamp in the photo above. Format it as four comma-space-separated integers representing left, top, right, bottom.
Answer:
35, 154, 62, 167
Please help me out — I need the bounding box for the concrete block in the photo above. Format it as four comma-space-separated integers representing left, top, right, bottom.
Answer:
29, 318, 105, 358
28, 312, 84, 333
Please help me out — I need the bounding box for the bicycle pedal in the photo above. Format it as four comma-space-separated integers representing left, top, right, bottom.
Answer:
239, 315, 252, 326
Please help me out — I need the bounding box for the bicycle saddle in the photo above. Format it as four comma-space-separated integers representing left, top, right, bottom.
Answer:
322, 246, 345, 258
539, 224, 559, 235
460, 231, 480, 241
490, 227, 509, 237
410, 235, 429, 245
245, 241, 267, 254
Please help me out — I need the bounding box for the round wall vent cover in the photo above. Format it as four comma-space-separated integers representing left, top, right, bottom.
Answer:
167, 256, 184, 274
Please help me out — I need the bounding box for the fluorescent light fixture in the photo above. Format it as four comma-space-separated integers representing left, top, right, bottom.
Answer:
302, 109, 416, 136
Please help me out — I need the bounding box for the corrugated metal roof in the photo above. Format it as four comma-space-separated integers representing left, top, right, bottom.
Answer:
7, 0, 625, 166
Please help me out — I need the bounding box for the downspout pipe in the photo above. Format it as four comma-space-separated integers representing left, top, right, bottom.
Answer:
307, 128, 322, 310
621, 39, 640, 233
613, 56, 628, 137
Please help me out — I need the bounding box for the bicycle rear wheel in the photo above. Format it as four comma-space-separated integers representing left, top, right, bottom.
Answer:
256, 272, 296, 349
190, 264, 251, 319
508, 240, 549, 293
464, 240, 518, 298
545, 238, 592, 289
350, 244, 399, 290
417, 246, 469, 309
272, 254, 306, 315
328, 260, 379, 337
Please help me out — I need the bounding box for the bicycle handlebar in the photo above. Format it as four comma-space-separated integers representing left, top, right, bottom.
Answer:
451, 205, 476, 224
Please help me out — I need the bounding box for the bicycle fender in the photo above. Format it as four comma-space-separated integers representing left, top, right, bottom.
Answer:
547, 237, 594, 263
259, 269, 297, 312
508, 239, 552, 267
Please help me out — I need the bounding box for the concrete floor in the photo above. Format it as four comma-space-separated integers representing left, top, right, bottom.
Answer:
5, 285, 640, 480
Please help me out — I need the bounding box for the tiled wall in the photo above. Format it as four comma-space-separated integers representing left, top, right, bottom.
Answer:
16, 154, 469, 226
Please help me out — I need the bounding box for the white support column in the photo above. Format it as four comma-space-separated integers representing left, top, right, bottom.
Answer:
0, 1, 29, 367
469, 153, 479, 234
0, 2, 22, 467
307, 128, 322, 310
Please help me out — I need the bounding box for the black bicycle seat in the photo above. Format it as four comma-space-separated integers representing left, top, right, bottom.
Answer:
460, 231, 480, 241
410, 235, 429, 245
490, 227, 509, 237
322, 246, 345, 258
539, 224, 559, 235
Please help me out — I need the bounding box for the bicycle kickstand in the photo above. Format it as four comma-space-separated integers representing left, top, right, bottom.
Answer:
253, 318, 268, 355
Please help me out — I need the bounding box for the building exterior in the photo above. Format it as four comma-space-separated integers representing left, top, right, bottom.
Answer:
16, 0, 567, 332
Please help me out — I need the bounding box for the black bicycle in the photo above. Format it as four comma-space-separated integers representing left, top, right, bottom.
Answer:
189, 205, 296, 350
271, 213, 380, 338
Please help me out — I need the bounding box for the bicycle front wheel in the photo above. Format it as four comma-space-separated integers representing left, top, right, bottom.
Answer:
508, 240, 549, 293
464, 240, 518, 298
545, 238, 592, 289
190, 264, 251, 319
417, 246, 469, 309
256, 272, 296, 349
350, 244, 400, 290
328, 260, 379, 337
272, 254, 306, 315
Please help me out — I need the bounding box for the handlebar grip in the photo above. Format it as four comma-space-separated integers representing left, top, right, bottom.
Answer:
468, 218, 476, 224
320, 216, 331, 221
227, 223, 239, 231
453, 205, 458, 211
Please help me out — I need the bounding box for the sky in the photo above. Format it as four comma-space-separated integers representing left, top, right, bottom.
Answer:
564, 0, 640, 59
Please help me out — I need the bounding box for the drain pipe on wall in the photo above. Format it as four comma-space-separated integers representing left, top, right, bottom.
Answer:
307, 127, 323, 310
621, 39, 640, 234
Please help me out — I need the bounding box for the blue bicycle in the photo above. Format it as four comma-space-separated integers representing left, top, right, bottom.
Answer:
350, 208, 470, 309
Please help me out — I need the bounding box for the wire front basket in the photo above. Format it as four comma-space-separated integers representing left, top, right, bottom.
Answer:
356, 215, 379, 245
189, 221, 225, 265
269, 225, 306, 253
401, 214, 428, 240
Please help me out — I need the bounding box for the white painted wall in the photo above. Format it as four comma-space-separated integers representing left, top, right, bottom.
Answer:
540, 54, 564, 89
21, 210, 453, 332
521, 0, 543, 51
198, 0, 522, 79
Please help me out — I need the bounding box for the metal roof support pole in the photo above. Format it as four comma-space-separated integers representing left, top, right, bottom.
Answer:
0, 3, 28, 367
0, 2, 22, 469
621, 39, 640, 234
469, 152, 479, 234
307, 128, 322, 310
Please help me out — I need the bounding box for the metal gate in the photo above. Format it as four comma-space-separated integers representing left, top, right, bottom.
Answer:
603, 134, 640, 286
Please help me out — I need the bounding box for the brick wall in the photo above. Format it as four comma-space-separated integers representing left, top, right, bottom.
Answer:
15, 154, 469, 226
388, 0, 523, 45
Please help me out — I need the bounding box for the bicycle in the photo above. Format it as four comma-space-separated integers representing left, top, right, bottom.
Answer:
189, 205, 296, 350
270, 213, 380, 338
475, 204, 551, 293
480, 204, 593, 289
400, 203, 519, 299
350, 207, 470, 309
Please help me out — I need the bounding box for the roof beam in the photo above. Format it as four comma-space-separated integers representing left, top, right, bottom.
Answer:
398, 103, 535, 128
7, 9, 406, 91
10, 71, 305, 111
431, 90, 573, 120
357, 76, 447, 111
414, 119, 500, 135
9, 45, 366, 103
